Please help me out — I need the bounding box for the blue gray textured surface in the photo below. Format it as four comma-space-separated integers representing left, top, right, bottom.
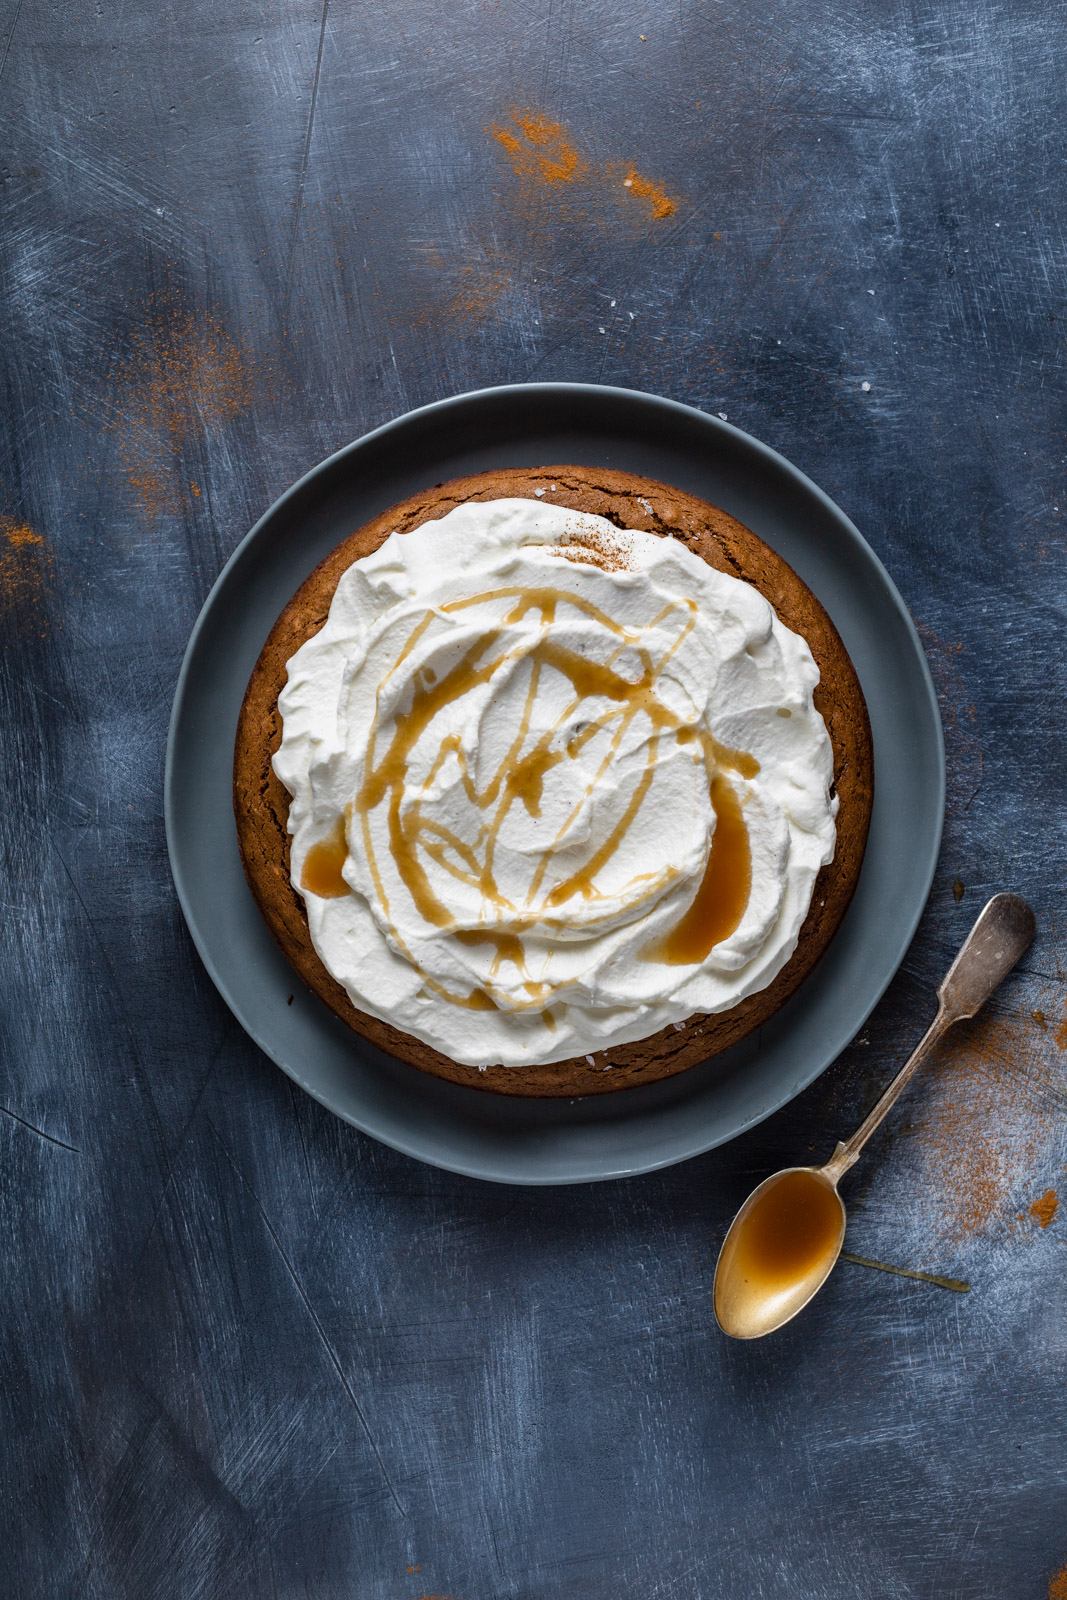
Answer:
1, 1, 1065, 1596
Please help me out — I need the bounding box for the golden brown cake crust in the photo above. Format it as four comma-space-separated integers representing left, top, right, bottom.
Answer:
233, 466, 873, 1097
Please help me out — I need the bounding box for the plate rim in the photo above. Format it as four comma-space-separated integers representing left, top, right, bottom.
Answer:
165, 380, 945, 1184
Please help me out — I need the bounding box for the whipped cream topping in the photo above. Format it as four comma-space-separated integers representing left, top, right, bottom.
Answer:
273, 498, 837, 1068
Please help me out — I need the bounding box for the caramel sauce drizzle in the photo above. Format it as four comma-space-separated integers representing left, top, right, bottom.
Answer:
301, 813, 350, 898
641, 772, 751, 965
345, 583, 760, 1011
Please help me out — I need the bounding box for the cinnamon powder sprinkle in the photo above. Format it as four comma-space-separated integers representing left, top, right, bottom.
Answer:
1051, 1562, 1067, 1600
1055, 1003, 1067, 1049
443, 263, 512, 324
107, 304, 257, 518
913, 1005, 1060, 1241
489, 108, 680, 223
622, 164, 677, 219
555, 521, 632, 572
0, 518, 55, 636
1030, 1189, 1059, 1228
490, 110, 584, 186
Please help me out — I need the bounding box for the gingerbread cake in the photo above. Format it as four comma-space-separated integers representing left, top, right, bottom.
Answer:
234, 466, 873, 1097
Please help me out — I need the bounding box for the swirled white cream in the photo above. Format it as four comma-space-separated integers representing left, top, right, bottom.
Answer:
273, 499, 837, 1068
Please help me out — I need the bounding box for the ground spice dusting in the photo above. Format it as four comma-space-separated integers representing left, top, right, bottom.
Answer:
555, 522, 632, 572
1055, 1003, 1067, 1049
1050, 1561, 1067, 1600
491, 110, 584, 186
488, 108, 681, 223
443, 263, 513, 324
622, 163, 677, 219
426, 109, 679, 335
1029, 1188, 1059, 1228
912, 1005, 1061, 1242
0, 518, 55, 637
107, 302, 257, 517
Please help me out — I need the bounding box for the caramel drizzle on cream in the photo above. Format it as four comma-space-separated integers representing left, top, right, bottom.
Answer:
301, 813, 349, 898
308, 584, 759, 1012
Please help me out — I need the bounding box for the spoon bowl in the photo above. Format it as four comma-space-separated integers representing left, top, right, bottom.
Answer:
714, 1166, 846, 1339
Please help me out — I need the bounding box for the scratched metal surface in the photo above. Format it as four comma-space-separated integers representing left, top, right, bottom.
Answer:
1, 1, 1065, 1595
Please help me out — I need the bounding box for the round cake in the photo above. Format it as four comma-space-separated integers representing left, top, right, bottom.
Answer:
234, 466, 873, 1097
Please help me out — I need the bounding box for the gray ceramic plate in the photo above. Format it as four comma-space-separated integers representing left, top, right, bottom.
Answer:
165, 383, 944, 1185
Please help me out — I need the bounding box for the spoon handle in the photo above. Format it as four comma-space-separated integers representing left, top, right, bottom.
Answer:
822, 893, 1036, 1183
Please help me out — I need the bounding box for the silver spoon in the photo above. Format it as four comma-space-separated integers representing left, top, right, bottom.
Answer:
713, 892, 1036, 1340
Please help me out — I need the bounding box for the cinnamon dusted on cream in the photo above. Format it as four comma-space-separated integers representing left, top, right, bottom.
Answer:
272, 499, 837, 1068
